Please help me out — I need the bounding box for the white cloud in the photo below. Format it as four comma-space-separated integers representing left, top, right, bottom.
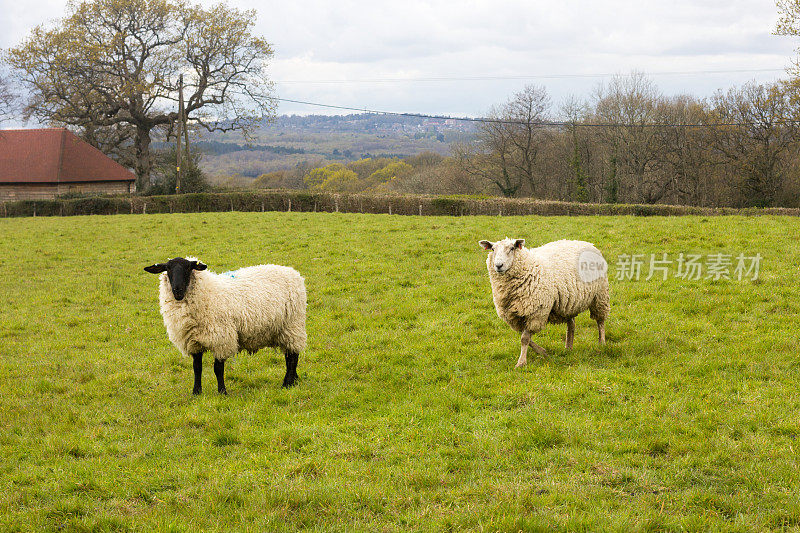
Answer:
1, 0, 797, 117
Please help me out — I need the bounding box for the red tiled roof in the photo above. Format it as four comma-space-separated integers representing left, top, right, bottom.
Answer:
0, 128, 136, 184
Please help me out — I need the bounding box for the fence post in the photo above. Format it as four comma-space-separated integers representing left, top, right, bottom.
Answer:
335, 197, 339, 213
419, 204, 422, 216
388, 204, 392, 215
261, 201, 265, 212
288, 199, 292, 212
143, 202, 147, 214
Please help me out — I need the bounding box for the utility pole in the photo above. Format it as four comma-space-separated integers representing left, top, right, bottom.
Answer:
176, 74, 186, 194
183, 92, 190, 162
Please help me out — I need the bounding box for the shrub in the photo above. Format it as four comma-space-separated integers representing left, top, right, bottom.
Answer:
147, 146, 209, 195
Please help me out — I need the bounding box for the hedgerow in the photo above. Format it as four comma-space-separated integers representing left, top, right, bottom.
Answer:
2, 190, 799, 217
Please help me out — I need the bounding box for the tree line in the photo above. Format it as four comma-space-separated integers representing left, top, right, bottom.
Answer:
454, 75, 800, 207
246, 75, 800, 209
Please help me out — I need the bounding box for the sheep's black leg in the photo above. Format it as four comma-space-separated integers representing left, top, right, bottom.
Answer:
214, 358, 227, 395
282, 351, 299, 388
192, 352, 203, 395
290, 352, 299, 383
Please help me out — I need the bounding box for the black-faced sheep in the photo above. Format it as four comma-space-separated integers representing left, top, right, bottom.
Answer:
144, 257, 307, 394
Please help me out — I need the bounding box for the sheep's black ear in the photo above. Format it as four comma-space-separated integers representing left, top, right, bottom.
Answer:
144, 263, 167, 274
192, 261, 207, 271
479, 240, 494, 250
514, 239, 525, 250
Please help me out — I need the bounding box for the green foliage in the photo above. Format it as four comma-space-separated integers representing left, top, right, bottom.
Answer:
430, 197, 466, 215
1, 213, 799, 530
304, 158, 413, 192
318, 168, 359, 192
253, 170, 290, 189
148, 146, 209, 195
367, 160, 413, 185
304, 163, 359, 192
570, 143, 590, 203
347, 157, 390, 180
606, 156, 619, 204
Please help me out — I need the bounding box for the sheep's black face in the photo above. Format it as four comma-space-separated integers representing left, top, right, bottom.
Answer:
165, 259, 195, 301
144, 257, 207, 301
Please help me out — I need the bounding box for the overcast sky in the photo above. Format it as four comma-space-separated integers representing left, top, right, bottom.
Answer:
1, 0, 798, 118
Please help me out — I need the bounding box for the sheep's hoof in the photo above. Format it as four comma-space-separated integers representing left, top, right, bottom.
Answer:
515, 361, 527, 368
218, 387, 227, 395
192, 387, 201, 395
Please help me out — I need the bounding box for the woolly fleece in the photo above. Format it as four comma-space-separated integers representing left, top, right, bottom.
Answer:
157, 260, 307, 360
486, 239, 610, 335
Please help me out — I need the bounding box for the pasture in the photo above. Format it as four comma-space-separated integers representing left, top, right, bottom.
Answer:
0, 212, 799, 531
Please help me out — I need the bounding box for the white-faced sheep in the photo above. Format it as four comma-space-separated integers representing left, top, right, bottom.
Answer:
144, 257, 307, 394
478, 238, 610, 367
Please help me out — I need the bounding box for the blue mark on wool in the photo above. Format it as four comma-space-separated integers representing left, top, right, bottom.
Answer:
220, 270, 240, 279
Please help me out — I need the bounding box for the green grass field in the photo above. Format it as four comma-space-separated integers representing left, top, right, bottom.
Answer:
1, 212, 799, 532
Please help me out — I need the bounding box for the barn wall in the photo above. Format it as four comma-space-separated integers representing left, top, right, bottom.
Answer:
0, 181, 132, 202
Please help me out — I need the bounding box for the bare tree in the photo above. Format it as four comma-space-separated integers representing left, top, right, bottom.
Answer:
651, 95, 717, 206
707, 82, 799, 207
776, 0, 800, 77
454, 110, 523, 197
560, 97, 595, 202
8, 0, 276, 191
593, 73, 666, 203
456, 85, 551, 197
0, 73, 17, 124
500, 85, 552, 195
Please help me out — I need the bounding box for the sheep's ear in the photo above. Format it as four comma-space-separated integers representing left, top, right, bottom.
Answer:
514, 239, 525, 250
192, 261, 207, 271
144, 263, 167, 274
479, 240, 494, 251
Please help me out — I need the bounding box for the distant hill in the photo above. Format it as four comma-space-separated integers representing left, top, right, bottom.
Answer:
257, 113, 479, 134
194, 113, 478, 179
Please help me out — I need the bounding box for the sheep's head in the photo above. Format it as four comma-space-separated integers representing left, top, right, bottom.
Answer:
144, 257, 207, 301
479, 238, 525, 274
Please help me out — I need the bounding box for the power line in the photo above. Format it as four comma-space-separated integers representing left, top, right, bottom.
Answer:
274, 96, 800, 128
275, 68, 787, 85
